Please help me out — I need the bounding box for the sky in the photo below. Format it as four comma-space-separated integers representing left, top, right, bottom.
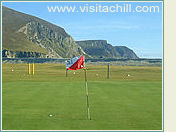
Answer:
2, 2, 163, 58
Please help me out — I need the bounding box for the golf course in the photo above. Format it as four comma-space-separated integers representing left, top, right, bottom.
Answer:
2, 63, 162, 130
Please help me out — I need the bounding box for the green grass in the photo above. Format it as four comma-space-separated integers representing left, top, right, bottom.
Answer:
2, 64, 162, 130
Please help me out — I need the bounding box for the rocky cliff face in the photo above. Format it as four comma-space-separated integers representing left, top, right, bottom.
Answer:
16, 21, 83, 58
2, 6, 83, 58
76, 40, 138, 59
2, 6, 138, 59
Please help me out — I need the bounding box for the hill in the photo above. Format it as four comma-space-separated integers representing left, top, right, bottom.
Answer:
2, 6, 138, 59
2, 6, 84, 58
76, 40, 138, 59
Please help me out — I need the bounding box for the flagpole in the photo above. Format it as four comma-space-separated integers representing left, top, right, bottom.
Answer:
84, 56, 91, 120
84, 68, 91, 120
66, 55, 91, 120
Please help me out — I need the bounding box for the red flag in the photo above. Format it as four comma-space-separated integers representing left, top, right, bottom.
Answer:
66, 56, 85, 70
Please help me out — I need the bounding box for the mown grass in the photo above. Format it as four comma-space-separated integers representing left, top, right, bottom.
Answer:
2, 63, 162, 130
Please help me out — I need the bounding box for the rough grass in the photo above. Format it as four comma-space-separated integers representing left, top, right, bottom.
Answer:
2, 64, 162, 130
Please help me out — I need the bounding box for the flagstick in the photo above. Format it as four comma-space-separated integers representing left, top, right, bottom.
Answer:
84, 68, 91, 120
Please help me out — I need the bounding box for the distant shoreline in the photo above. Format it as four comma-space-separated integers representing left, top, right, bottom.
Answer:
2, 57, 162, 67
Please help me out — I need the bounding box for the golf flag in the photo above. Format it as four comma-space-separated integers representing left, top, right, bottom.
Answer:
66, 55, 85, 70
65, 55, 91, 120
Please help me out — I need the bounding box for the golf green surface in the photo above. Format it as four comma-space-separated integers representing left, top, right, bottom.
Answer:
2, 64, 162, 130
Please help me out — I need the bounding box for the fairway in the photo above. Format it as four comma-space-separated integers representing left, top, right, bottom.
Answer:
2, 64, 162, 130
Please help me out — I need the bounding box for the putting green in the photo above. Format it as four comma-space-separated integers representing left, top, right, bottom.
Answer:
2, 64, 162, 130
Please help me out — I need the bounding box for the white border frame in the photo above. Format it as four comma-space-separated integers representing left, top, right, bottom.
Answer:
1, 1, 164, 131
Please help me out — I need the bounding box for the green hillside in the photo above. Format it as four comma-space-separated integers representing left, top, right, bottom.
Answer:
2, 6, 83, 58
2, 7, 48, 54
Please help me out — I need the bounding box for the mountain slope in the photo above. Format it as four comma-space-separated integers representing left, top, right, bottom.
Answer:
2, 6, 138, 59
76, 40, 138, 59
2, 6, 83, 58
